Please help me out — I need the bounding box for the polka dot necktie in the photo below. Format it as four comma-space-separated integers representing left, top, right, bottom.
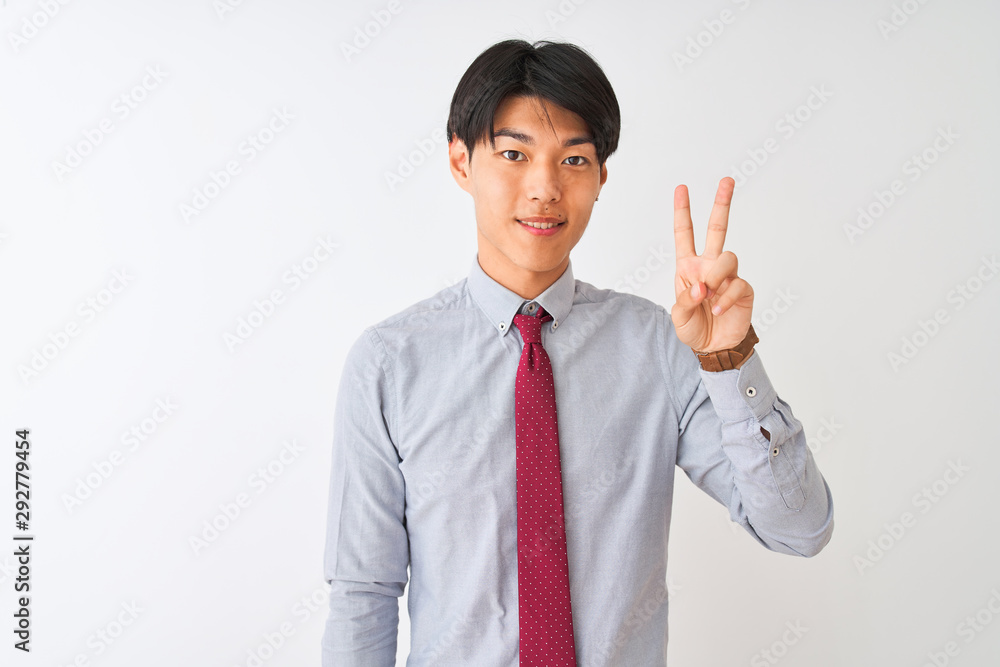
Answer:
512, 305, 578, 665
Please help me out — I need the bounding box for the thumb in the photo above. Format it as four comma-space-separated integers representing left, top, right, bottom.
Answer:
671, 281, 708, 325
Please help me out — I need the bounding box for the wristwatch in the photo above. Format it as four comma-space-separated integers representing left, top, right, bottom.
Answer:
693, 324, 759, 372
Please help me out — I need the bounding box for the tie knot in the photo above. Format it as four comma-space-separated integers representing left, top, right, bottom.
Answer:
512, 306, 552, 345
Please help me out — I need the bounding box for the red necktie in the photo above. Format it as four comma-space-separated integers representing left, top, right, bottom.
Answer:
512, 305, 578, 665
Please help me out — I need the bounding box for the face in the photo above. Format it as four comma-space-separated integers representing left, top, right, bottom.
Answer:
448, 95, 608, 298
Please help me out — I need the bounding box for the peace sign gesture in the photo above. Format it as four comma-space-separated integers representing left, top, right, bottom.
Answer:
669, 177, 754, 353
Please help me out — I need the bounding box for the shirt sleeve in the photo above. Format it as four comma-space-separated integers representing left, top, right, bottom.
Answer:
322, 327, 409, 666
660, 309, 835, 557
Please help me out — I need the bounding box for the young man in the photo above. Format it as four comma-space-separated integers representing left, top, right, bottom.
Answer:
323, 39, 834, 666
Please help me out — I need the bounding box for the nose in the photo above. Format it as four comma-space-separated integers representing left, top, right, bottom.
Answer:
523, 159, 561, 204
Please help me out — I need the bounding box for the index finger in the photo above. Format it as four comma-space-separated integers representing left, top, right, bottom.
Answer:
673, 184, 697, 259
703, 177, 735, 259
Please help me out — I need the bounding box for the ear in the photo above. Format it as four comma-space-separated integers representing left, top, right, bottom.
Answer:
448, 136, 473, 194
598, 160, 608, 194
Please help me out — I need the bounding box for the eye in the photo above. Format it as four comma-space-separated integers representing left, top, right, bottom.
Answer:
564, 155, 588, 166
501, 150, 526, 161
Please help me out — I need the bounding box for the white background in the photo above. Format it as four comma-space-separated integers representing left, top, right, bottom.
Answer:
2, 1, 998, 665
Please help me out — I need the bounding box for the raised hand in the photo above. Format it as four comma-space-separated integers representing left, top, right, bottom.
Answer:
670, 177, 754, 353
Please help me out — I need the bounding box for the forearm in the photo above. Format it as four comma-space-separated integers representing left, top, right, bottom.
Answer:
322, 579, 403, 667
699, 351, 834, 556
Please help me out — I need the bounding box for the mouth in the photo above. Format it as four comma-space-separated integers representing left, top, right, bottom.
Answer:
517, 218, 566, 232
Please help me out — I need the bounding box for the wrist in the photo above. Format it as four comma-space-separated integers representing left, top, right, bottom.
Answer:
693, 324, 758, 372
731, 348, 753, 370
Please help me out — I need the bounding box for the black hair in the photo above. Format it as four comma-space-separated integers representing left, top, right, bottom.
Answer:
446, 39, 621, 167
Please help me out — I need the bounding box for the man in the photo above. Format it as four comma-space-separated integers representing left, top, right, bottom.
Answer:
322, 39, 834, 666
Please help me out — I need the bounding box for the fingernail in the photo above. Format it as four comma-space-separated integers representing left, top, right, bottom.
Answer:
712, 305, 722, 315
691, 284, 699, 298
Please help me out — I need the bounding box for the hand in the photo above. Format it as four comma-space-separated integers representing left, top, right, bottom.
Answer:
670, 177, 754, 353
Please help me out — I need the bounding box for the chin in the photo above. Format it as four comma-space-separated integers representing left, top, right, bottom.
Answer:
513, 250, 564, 271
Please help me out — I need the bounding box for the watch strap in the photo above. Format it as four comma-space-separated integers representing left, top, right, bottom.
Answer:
693, 324, 759, 372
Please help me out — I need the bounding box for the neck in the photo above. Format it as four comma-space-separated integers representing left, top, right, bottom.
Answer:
477, 245, 567, 300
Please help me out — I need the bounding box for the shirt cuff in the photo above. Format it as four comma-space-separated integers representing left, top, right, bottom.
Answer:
697, 349, 777, 423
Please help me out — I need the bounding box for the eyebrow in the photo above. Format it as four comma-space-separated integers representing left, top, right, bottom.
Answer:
492, 127, 594, 148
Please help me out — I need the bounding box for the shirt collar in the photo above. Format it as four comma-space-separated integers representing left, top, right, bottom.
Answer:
467, 253, 575, 338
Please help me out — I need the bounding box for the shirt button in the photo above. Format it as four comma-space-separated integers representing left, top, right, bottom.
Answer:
552, 321, 558, 329
499, 322, 506, 330
527, 303, 536, 312
771, 446, 780, 456
745, 386, 756, 397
